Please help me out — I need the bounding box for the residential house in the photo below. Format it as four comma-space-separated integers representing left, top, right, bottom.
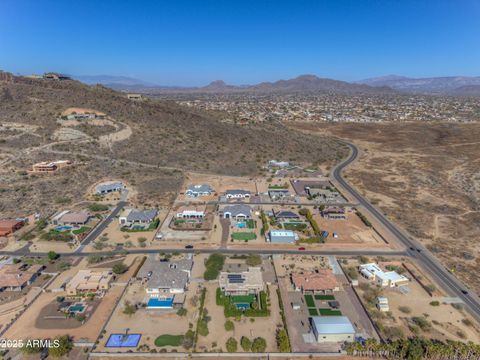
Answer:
268, 230, 299, 243
291, 269, 340, 294
0, 264, 43, 291
61, 108, 106, 120
185, 184, 213, 197
225, 189, 251, 199
268, 160, 290, 168
310, 316, 355, 343
218, 267, 264, 296
321, 207, 346, 220
43, 72, 71, 80
95, 182, 126, 195
66, 270, 114, 296
51, 211, 91, 226
223, 204, 251, 220
272, 209, 300, 220
359, 263, 409, 287
31, 160, 71, 173
119, 208, 157, 227
176, 205, 206, 219
0, 219, 25, 237
268, 189, 291, 200
127, 93, 142, 100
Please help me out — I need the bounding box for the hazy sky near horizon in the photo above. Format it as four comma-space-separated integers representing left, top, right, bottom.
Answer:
1, 0, 479, 86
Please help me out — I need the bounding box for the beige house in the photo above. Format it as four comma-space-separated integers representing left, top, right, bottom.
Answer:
218, 267, 264, 296
66, 270, 114, 296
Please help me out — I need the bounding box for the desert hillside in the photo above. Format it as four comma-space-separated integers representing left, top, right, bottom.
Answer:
0, 74, 347, 216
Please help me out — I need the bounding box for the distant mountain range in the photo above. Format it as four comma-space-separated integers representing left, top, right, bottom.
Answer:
71, 73, 480, 96
356, 75, 480, 94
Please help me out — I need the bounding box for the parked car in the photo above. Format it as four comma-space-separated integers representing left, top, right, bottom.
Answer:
298, 247, 306, 251
185, 245, 193, 249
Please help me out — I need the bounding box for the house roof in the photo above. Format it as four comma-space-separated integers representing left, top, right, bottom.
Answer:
176, 205, 206, 213
223, 204, 252, 217
186, 184, 212, 193
291, 269, 338, 291
225, 189, 250, 195
0, 219, 24, 230
0, 264, 42, 288
138, 255, 193, 281
311, 316, 355, 335
269, 230, 296, 237
126, 209, 157, 222
60, 211, 90, 224
96, 182, 124, 192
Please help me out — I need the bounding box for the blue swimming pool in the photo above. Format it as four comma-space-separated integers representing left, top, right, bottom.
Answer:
147, 297, 173, 308
235, 303, 250, 310
105, 334, 141, 348
55, 225, 73, 232
236, 222, 246, 229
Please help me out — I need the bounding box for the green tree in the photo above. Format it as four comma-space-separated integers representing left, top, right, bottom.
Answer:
226, 337, 238, 352
112, 263, 128, 274
20, 340, 43, 355
276, 329, 291, 352
47, 251, 58, 261
240, 336, 252, 351
183, 329, 194, 349
251, 337, 267, 352
246, 254, 262, 266
48, 335, 73, 357
224, 320, 234, 331
177, 307, 187, 316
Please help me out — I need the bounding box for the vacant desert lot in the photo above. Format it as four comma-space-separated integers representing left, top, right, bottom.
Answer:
292, 121, 480, 294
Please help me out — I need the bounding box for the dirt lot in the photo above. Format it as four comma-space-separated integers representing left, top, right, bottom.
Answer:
348, 258, 480, 343
291, 121, 480, 294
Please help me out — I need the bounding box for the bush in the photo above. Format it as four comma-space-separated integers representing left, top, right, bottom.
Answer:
412, 316, 431, 331
429, 300, 440, 306
398, 306, 412, 314
197, 319, 209, 337
183, 329, 194, 349
47, 251, 58, 261
251, 337, 267, 352
112, 263, 128, 274
224, 320, 234, 331
123, 301, 136, 316
48, 335, 73, 357
177, 308, 187, 316
241, 336, 252, 351
88, 203, 110, 212
203, 254, 225, 280
276, 329, 291, 352
226, 337, 237, 352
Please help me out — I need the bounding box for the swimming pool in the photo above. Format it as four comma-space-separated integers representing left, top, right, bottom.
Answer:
68, 303, 86, 313
55, 225, 73, 232
236, 222, 246, 229
235, 303, 250, 310
105, 334, 142, 348
147, 297, 174, 308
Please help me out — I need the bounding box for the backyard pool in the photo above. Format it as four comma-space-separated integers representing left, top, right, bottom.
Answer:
147, 297, 173, 308
235, 303, 250, 310
236, 222, 246, 229
55, 225, 73, 232
68, 303, 86, 314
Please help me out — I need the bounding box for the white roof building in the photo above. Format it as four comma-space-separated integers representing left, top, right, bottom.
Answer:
311, 316, 355, 343
359, 263, 409, 287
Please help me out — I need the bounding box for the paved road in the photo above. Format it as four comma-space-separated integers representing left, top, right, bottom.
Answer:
333, 142, 480, 322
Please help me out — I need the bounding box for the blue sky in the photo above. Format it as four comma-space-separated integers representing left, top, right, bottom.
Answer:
1, 0, 479, 86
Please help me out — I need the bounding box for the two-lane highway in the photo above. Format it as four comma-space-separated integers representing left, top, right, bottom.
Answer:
333, 142, 480, 322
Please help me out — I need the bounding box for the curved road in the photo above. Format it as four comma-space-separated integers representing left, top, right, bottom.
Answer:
333, 142, 480, 322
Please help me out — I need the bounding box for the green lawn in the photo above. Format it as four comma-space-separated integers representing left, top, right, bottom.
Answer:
231, 232, 256, 241
319, 308, 342, 316
231, 294, 256, 304
314, 294, 335, 301
246, 219, 257, 229
72, 226, 91, 235
154, 334, 184, 347
304, 294, 315, 308
308, 308, 319, 316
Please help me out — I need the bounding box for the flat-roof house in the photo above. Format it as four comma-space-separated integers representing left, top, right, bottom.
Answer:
119, 209, 157, 227
291, 269, 340, 294
0, 219, 25, 237
61, 108, 106, 120
310, 316, 355, 343
268, 189, 291, 200
268, 230, 299, 243
0, 264, 43, 291
359, 263, 409, 288
268, 160, 290, 168
321, 207, 346, 220
66, 270, 114, 296
95, 182, 126, 195
43, 72, 71, 80
225, 189, 251, 199
185, 184, 213, 197
223, 204, 252, 220
31, 160, 71, 173
219, 267, 264, 296
51, 211, 91, 226
176, 205, 206, 219
127, 93, 142, 100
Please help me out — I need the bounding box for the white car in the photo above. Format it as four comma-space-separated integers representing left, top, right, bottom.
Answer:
155, 232, 163, 240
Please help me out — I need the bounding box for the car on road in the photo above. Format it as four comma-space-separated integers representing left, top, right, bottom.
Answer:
185, 245, 193, 249
155, 232, 163, 240
461, 290, 469, 295
298, 247, 306, 251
